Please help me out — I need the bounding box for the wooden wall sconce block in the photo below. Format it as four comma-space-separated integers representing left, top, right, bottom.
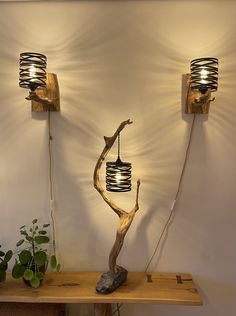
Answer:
185, 74, 214, 114
29, 73, 60, 112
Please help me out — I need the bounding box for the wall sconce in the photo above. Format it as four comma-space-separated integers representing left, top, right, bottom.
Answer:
106, 132, 132, 192
19, 52, 60, 112
185, 57, 218, 114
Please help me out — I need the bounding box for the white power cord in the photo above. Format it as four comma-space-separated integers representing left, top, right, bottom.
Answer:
48, 110, 57, 257
145, 113, 196, 273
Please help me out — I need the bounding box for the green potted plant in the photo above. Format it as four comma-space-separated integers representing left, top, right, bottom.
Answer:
0, 245, 13, 282
12, 219, 60, 288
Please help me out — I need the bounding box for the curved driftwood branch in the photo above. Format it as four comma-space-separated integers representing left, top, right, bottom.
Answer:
94, 119, 141, 273
108, 179, 140, 272
26, 91, 53, 106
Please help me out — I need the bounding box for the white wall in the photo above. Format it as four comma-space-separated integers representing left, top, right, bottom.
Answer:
0, 1, 236, 315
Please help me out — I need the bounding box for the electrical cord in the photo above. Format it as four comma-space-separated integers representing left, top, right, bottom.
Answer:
112, 113, 196, 315
144, 113, 196, 272
48, 110, 57, 256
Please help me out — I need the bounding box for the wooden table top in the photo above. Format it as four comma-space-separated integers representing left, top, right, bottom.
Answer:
0, 272, 202, 305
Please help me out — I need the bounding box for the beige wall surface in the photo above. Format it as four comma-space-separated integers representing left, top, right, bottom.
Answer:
0, 1, 235, 315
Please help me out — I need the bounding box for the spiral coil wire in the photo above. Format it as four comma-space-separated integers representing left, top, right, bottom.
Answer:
106, 158, 132, 192
19, 52, 47, 90
190, 57, 218, 93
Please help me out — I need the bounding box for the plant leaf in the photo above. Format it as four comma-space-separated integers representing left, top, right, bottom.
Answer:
19, 250, 32, 265
0, 271, 6, 282
4, 250, 13, 262
23, 269, 34, 281
35, 236, 49, 244
30, 276, 40, 288
0, 261, 8, 272
16, 239, 24, 247
12, 264, 26, 279
0, 251, 5, 257
43, 224, 50, 228
36, 272, 44, 281
20, 225, 26, 229
32, 219, 38, 224
50, 255, 57, 270
34, 251, 47, 266
38, 230, 47, 235
26, 236, 33, 242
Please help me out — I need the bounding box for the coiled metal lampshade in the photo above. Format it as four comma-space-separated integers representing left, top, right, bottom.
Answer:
106, 158, 132, 192
190, 57, 218, 94
19, 52, 47, 91
106, 133, 132, 192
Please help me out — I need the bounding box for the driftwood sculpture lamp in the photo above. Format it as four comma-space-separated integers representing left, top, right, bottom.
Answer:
19, 52, 60, 112
94, 119, 140, 294
185, 57, 218, 114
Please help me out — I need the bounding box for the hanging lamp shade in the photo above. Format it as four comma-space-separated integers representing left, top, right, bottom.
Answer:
19, 52, 47, 91
106, 158, 132, 192
106, 133, 132, 192
190, 57, 218, 94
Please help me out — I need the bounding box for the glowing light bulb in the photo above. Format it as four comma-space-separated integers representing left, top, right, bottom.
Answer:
115, 172, 122, 183
29, 64, 36, 79
200, 67, 208, 84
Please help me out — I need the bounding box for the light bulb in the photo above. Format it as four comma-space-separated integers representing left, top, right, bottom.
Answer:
115, 172, 122, 183
29, 64, 36, 79
200, 67, 208, 84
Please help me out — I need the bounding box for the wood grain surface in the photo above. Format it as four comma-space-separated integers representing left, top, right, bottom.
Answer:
0, 272, 202, 305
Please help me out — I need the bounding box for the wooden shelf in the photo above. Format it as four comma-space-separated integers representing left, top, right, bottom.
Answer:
0, 272, 202, 306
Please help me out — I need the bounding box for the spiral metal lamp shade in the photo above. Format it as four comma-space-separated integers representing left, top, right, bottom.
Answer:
19, 52, 47, 91
106, 133, 132, 192
106, 158, 132, 192
190, 57, 218, 94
